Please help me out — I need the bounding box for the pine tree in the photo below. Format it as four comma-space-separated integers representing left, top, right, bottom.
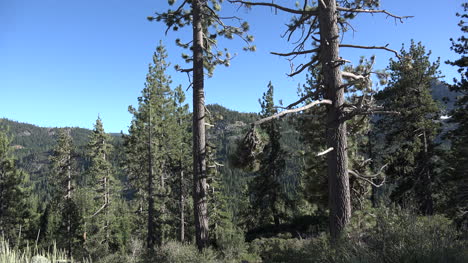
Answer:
49, 129, 82, 258
295, 67, 328, 211
151, 0, 254, 250
84, 117, 116, 258
375, 41, 441, 215
247, 82, 289, 227
445, 3, 468, 226
0, 130, 30, 244
124, 43, 177, 249
228, 0, 410, 238
167, 85, 192, 243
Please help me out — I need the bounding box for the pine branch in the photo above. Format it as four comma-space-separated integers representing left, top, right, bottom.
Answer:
289, 56, 319, 77
271, 48, 319, 57
91, 203, 107, 217
349, 164, 388, 187
340, 44, 401, 59
228, 0, 318, 15
253, 99, 332, 126
341, 71, 367, 80
317, 147, 334, 156
349, 170, 386, 187
336, 7, 413, 23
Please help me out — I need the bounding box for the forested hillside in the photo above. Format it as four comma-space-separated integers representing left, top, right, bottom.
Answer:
1, 1, 468, 263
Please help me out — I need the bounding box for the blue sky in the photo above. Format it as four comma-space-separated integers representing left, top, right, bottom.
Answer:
0, 0, 463, 133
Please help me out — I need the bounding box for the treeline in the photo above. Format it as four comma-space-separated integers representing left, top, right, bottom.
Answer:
1, 1, 468, 262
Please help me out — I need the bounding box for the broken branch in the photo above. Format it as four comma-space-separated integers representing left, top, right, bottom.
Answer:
254, 99, 332, 126
340, 44, 401, 59
317, 147, 334, 156
228, 0, 318, 15
336, 7, 413, 23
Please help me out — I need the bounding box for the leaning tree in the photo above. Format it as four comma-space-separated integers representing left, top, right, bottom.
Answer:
229, 0, 410, 238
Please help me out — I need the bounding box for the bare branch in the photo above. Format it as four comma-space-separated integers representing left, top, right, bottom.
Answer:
271, 48, 319, 57
178, 68, 193, 73
318, 0, 327, 8
349, 170, 386, 187
92, 203, 107, 217
254, 99, 332, 126
340, 44, 401, 59
228, 0, 318, 15
289, 56, 319, 77
336, 7, 413, 22
342, 71, 366, 80
317, 147, 334, 156
284, 91, 319, 109
360, 163, 388, 179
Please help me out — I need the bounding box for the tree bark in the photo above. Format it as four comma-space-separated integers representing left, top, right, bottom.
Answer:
147, 108, 155, 249
319, 0, 351, 239
66, 153, 72, 258
179, 168, 185, 242
192, 0, 209, 251
421, 130, 434, 215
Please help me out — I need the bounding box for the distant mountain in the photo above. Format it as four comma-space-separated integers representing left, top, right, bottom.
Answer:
431, 79, 460, 115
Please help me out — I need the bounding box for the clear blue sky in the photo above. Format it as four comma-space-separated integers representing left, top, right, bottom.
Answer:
0, 0, 463, 133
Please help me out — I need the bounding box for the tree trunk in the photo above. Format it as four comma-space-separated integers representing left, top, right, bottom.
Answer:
179, 168, 185, 242
319, 0, 351, 239
421, 130, 434, 215
104, 171, 109, 245
192, 0, 209, 251
67, 154, 72, 258
147, 112, 155, 249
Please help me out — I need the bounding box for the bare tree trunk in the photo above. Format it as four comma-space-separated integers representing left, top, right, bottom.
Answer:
104, 170, 109, 245
67, 154, 72, 258
192, 0, 209, 251
319, 0, 351, 239
421, 130, 434, 215
179, 168, 185, 242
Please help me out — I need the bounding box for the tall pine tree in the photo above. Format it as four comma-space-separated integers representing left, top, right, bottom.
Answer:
247, 82, 289, 227
84, 117, 117, 258
124, 43, 178, 249
445, 3, 468, 226
0, 129, 30, 244
228, 0, 410, 238
375, 41, 441, 215
48, 129, 83, 258
151, 0, 254, 249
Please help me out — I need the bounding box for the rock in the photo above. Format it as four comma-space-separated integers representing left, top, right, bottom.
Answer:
31, 255, 50, 263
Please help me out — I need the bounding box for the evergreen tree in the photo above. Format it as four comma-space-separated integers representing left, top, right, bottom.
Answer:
48, 129, 83, 258
205, 110, 232, 242
0, 130, 30, 244
247, 82, 289, 227
167, 85, 192, 243
151, 0, 254, 250
445, 3, 468, 226
124, 43, 177, 249
84, 117, 117, 258
228, 0, 409, 238
375, 41, 441, 215
295, 68, 328, 211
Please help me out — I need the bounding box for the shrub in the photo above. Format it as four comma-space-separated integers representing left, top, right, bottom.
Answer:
247, 208, 468, 263
153, 241, 218, 263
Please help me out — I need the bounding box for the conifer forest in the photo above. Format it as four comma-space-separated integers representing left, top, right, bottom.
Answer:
2, 1, 468, 262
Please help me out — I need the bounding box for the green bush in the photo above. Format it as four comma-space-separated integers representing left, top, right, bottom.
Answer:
248, 209, 468, 263
215, 224, 260, 263
366, 209, 468, 263
153, 241, 218, 263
